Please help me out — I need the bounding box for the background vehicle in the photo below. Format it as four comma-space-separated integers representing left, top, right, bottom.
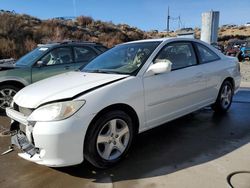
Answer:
6, 38, 241, 168
225, 39, 244, 56
244, 22, 250, 27
224, 39, 250, 62
211, 42, 224, 53
0, 41, 107, 112
237, 41, 250, 62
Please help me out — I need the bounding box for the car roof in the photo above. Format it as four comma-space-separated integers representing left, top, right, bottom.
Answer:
123, 37, 202, 45
124, 38, 170, 44
37, 41, 104, 48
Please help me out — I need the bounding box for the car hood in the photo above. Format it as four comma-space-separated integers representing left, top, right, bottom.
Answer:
14, 71, 128, 108
0, 63, 16, 71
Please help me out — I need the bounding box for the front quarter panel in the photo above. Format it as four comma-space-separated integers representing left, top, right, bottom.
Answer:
0, 68, 31, 85
75, 76, 145, 132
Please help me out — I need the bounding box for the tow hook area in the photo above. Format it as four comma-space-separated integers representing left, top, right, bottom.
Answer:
11, 130, 38, 156
1, 122, 38, 157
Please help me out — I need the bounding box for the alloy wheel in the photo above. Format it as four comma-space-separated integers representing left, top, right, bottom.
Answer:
96, 118, 130, 161
220, 84, 232, 109
0, 88, 16, 110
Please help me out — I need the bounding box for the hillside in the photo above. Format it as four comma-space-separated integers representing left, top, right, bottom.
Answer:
0, 10, 250, 59
0, 11, 153, 59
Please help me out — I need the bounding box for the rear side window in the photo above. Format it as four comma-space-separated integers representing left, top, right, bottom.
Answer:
74, 47, 97, 62
196, 43, 220, 63
154, 42, 197, 70
95, 46, 108, 53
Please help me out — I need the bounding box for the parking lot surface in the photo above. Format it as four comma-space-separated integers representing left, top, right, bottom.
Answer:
0, 90, 250, 188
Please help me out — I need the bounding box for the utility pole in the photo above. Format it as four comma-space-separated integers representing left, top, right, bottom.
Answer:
178, 16, 181, 29
167, 6, 170, 32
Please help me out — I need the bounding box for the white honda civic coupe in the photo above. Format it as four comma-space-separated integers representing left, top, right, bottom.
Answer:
6, 38, 241, 168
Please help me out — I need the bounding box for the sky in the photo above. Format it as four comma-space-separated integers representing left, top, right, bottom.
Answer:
0, 0, 249, 31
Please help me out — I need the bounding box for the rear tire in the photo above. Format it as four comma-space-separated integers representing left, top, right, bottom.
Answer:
212, 81, 233, 113
0, 85, 20, 114
237, 51, 243, 62
84, 110, 135, 168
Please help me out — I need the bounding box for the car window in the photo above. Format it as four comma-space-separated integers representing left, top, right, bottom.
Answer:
16, 47, 50, 66
95, 46, 108, 53
154, 42, 197, 70
196, 43, 220, 63
41, 47, 73, 66
74, 47, 97, 62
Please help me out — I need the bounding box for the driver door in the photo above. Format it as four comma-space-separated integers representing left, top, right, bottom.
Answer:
31, 47, 75, 83
143, 42, 207, 129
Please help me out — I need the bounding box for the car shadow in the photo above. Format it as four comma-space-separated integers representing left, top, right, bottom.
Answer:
55, 91, 250, 183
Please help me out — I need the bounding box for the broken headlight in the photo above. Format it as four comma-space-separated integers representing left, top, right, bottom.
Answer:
27, 100, 85, 122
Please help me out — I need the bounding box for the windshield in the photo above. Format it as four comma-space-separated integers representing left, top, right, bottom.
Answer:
15, 46, 50, 66
81, 42, 160, 75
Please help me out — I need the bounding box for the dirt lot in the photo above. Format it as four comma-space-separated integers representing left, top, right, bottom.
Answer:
0, 61, 250, 188
0, 90, 250, 188
240, 61, 250, 83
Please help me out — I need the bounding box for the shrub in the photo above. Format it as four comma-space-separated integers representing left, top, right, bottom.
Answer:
0, 38, 16, 59
76, 16, 93, 27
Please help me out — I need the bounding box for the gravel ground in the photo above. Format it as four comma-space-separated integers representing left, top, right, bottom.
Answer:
240, 61, 250, 87
1, 91, 250, 188
240, 61, 250, 83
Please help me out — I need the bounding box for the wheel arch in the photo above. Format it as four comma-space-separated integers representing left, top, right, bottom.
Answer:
222, 77, 235, 91
85, 103, 140, 141
83, 103, 139, 167
0, 80, 26, 89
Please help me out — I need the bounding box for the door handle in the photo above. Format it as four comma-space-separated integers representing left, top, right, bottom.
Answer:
64, 65, 70, 70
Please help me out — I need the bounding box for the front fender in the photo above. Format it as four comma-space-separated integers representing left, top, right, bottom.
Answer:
0, 76, 29, 86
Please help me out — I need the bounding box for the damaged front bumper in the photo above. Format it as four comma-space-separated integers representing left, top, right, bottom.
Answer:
6, 107, 38, 157
11, 130, 38, 156
5, 107, 91, 167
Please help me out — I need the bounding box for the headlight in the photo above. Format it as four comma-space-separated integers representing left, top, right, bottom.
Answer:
27, 100, 85, 122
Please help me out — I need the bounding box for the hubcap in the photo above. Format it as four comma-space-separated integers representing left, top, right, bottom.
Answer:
220, 85, 232, 109
96, 118, 130, 161
0, 88, 16, 110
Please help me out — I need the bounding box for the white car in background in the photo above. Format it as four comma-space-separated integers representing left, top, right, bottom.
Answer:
6, 38, 241, 168
244, 22, 250, 27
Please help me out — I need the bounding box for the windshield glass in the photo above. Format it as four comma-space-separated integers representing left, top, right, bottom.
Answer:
81, 42, 160, 75
15, 47, 50, 66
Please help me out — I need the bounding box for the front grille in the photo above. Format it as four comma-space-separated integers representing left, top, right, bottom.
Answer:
13, 103, 35, 144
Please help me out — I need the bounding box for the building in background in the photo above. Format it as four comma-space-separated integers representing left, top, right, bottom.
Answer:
201, 11, 220, 44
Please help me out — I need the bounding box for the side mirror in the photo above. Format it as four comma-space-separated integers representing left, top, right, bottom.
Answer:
145, 60, 172, 76
36, 60, 44, 67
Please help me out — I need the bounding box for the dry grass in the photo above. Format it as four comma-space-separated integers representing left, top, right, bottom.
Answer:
1, 10, 250, 59
0, 11, 147, 59
219, 26, 250, 37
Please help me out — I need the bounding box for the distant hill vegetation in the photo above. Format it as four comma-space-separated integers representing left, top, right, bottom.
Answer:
0, 11, 153, 59
0, 10, 250, 59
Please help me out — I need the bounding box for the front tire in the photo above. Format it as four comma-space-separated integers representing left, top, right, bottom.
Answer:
212, 81, 233, 113
0, 85, 20, 114
84, 110, 135, 168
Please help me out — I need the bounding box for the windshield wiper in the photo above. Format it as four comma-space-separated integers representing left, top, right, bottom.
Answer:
85, 69, 126, 75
